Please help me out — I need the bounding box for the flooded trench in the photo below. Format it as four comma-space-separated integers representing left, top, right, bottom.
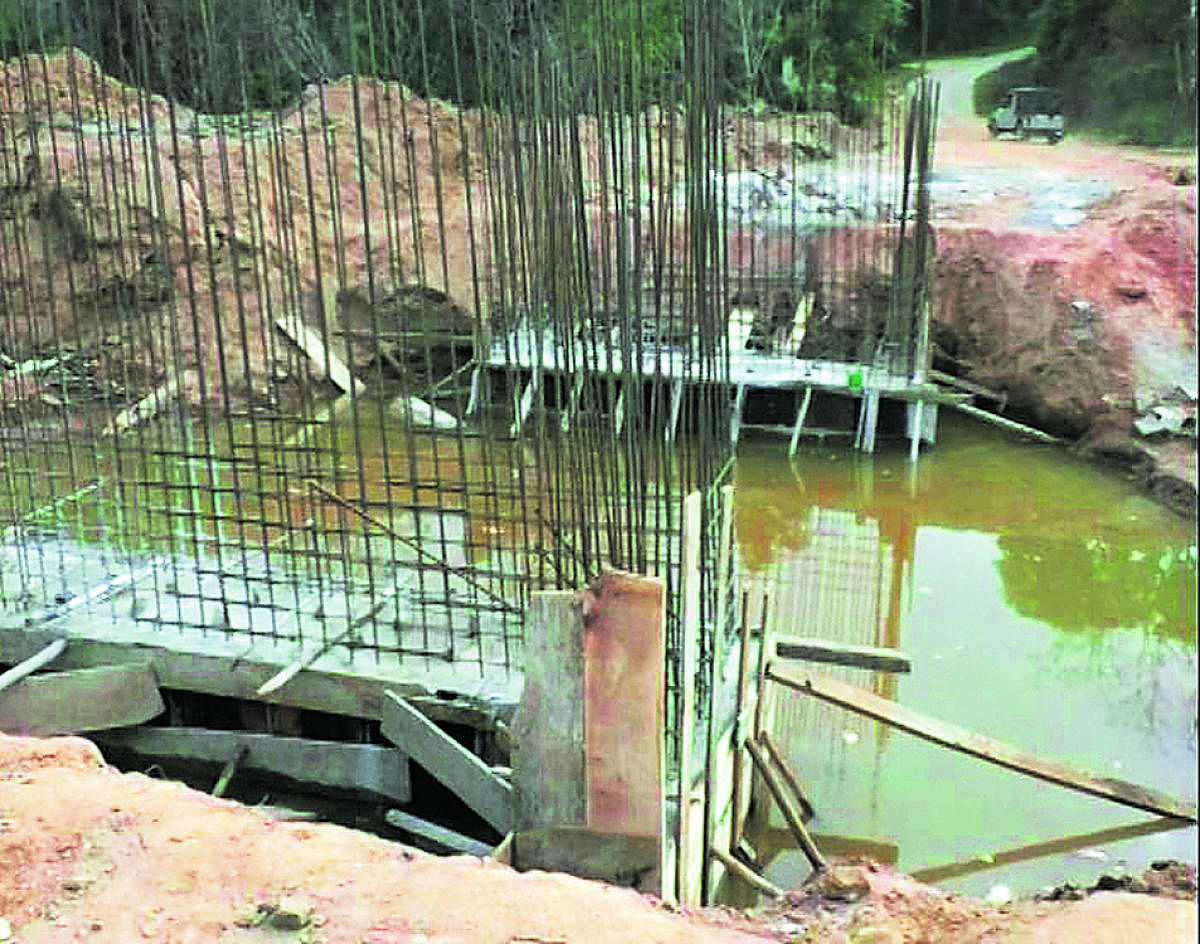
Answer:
2, 396, 1194, 893
734, 412, 1197, 899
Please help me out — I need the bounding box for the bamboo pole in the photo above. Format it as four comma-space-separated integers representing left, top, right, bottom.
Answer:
947, 400, 1060, 444
676, 490, 703, 906
744, 736, 826, 873
710, 845, 784, 899
730, 593, 754, 848
752, 595, 772, 738
0, 638, 67, 694
789, 385, 812, 456
212, 744, 248, 798
759, 730, 815, 821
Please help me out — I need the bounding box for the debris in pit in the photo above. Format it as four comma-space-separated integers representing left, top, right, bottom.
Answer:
1065, 299, 1097, 345
236, 895, 315, 934
815, 864, 872, 902
1037, 860, 1197, 902
1116, 283, 1148, 300
1134, 403, 1194, 437
1036, 881, 1086, 902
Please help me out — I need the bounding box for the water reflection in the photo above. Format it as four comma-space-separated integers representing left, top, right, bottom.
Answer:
997, 536, 1197, 641
737, 416, 1197, 641
733, 414, 1197, 897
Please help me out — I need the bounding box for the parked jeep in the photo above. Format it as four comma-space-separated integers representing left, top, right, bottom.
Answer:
988, 87, 1064, 143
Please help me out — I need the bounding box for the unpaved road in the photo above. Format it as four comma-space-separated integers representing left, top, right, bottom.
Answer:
919, 49, 1197, 514
927, 47, 1038, 128
925, 48, 1191, 227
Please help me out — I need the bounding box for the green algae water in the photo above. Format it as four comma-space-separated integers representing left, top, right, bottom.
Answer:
734, 413, 1197, 899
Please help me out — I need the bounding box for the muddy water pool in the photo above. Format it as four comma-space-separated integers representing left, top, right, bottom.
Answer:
734, 412, 1197, 899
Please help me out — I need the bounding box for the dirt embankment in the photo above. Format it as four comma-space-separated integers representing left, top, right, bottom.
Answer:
1, 49, 1194, 512
0, 732, 1195, 943
0, 49, 844, 414
923, 53, 1197, 516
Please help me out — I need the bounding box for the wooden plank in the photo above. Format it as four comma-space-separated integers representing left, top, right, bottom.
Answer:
274, 313, 363, 395
392, 394, 459, 430
583, 571, 665, 837
745, 736, 827, 873
381, 689, 513, 834
704, 484, 736, 902
0, 627, 513, 732
912, 817, 1183, 885
929, 368, 1007, 406
767, 664, 1198, 823
0, 663, 163, 735
385, 808, 494, 857
102, 369, 187, 435
751, 828, 899, 866
774, 635, 912, 674
92, 726, 411, 803
703, 723, 741, 903
511, 591, 586, 832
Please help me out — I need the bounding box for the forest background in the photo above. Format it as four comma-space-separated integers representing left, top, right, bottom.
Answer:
1, 0, 1196, 146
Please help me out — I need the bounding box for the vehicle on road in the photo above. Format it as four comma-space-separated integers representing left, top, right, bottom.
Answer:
988, 87, 1064, 143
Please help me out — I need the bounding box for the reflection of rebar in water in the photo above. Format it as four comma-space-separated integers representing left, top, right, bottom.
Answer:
750, 507, 893, 787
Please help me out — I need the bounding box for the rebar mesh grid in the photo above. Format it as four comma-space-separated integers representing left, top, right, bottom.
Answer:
0, 1, 936, 803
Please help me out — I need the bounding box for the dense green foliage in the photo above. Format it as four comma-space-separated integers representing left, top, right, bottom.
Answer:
897, 0, 1042, 56
969, 0, 1196, 146
3, 0, 1195, 144
971, 53, 1040, 117
1033, 0, 1196, 145
0, 0, 69, 58
905, 0, 1196, 146
1, 0, 910, 122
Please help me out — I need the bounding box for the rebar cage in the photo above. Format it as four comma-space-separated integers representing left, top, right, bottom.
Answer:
0, 1, 936, 793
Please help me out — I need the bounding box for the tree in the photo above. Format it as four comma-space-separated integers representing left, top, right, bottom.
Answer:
1034, 0, 1196, 144
724, 0, 786, 101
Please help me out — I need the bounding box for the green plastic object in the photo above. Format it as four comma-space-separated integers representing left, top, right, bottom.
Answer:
848, 370, 863, 390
